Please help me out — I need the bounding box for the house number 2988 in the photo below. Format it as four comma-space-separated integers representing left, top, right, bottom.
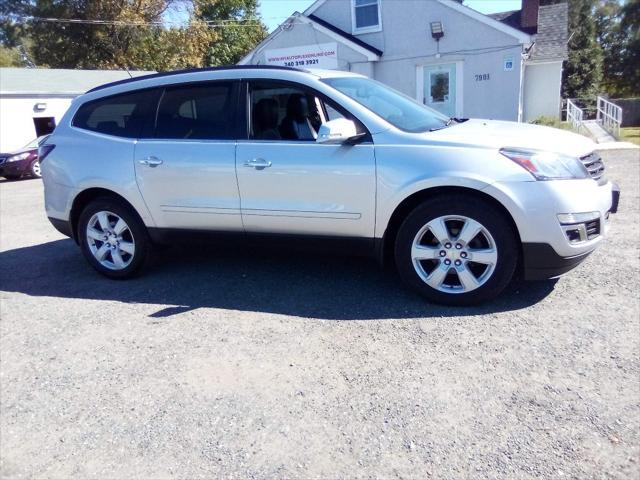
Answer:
475, 74, 490, 81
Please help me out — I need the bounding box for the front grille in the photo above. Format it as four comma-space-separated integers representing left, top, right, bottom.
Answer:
580, 152, 606, 181
585, 219, 601, 239
562, 218, 601, 243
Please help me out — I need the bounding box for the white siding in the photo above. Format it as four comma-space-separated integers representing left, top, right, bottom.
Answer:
249, 0, 530, 121
523, 61, 563, 121
242, 20, 371, 69
0, 96, 74, 151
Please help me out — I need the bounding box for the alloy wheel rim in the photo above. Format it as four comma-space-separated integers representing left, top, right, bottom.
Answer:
86, 211, 135, 270
32, 161, 41, 177
411, 215, 498, 294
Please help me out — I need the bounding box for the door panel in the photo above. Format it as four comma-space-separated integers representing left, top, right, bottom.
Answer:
134, 140, 241, 230
423, 63, 456, 117
236, 142, 376, 237
134, 81, 242, 230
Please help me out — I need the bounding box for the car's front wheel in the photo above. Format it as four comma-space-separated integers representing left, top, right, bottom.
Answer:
78, 198, 150, 279
394, 195, 519, 305
30, 159, 41, 178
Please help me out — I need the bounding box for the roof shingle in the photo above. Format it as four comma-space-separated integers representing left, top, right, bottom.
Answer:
489, 2, 568, 61
531, 2, 568, 60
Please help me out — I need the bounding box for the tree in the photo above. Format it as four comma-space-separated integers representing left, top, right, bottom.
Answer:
595, 0, 624, 94
0, 0, 249, 71
0, 0, 29, 47
0, 45, 23, 66
562, 0, 603, 101
616, 0, 640, 96
595, 0, 639, 97
194, 0, 267, 66
127, 23, 216, 71
23, 0, 213, 70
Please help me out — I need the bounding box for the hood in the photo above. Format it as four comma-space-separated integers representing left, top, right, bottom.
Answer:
425, 119, 596, 158
0, 147, 37, 157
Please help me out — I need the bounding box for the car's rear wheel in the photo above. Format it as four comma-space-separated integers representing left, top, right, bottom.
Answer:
78, 198, 150, 279
30, 159, 41, 178
394, 195, 519, 305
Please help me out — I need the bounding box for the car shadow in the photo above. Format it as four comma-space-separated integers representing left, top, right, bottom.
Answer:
0, 177, 38, 183
0, 239, 557, 320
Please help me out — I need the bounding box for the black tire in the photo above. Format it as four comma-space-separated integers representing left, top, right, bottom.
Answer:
394, 195, 519, 306
29, 159, 42, 178
78, 197, 150, 279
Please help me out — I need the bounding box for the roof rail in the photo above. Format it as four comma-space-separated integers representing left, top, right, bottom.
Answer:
86, 65, 308, 93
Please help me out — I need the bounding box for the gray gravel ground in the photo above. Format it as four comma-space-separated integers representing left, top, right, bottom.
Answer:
0, 149, 639, 479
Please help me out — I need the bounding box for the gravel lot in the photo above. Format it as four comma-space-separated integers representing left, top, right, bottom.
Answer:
1, 149, 638, 479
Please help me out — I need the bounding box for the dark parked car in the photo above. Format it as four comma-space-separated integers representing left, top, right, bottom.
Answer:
0, 135, 50, 180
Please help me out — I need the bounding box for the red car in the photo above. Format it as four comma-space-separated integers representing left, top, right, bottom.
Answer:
0, 135, 50, 180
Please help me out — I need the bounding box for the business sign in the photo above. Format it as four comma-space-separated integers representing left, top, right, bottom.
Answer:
264, 43, 338, 69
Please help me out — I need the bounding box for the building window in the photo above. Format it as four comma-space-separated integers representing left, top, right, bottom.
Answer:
352, 0, 382, 34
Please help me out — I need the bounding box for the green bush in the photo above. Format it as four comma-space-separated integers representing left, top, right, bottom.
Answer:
530, 116, 573, 131
530, 116, 561, 127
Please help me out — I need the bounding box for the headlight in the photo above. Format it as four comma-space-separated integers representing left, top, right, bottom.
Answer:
6, 152, 31, 163
500, 148, 589, 180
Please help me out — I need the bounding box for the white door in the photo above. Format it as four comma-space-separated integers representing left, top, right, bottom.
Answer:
236, 80, 376, 238
423, 63, 457, 118
135, 81, 243, 230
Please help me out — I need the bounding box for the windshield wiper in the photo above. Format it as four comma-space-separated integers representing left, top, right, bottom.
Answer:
429, 117, 468, 132
429, 118, 452, 132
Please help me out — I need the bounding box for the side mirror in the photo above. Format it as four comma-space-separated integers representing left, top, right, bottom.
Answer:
316, 118, 358, 144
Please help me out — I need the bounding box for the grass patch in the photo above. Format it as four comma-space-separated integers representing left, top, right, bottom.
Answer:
529, 116, 573, 131
620, 127, 640, 146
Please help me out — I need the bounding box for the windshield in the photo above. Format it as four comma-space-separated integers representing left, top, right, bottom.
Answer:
20, 135, 49, 150
323, 77, 449, 133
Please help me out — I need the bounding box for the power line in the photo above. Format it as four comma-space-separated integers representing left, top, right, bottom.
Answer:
0, 14, 303, 28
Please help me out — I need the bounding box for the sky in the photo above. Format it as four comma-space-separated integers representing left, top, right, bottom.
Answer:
258, 0, 523, 32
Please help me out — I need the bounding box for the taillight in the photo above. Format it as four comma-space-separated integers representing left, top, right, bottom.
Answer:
38, 144, 55, 162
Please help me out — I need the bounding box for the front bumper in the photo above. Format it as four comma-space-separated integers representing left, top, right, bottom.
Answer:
485, 177, 619, 259
520, 181, 620, 280
0, 159, 31, 177
48, 216, 74, 239
522, 243, 594, 280
611, 182, 620, 213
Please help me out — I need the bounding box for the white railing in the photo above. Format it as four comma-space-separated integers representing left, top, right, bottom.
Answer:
597, 96, 622, 139
567, 98, 584, 133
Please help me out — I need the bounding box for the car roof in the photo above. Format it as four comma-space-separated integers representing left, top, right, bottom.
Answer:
86, 65, 363, 95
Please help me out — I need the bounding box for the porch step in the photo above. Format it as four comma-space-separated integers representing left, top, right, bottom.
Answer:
582, 120, 616, 143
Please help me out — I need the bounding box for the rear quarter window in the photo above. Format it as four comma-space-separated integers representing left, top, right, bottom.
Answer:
73, 89, 157, 138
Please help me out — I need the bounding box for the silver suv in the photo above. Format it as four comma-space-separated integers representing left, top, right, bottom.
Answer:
41, 66, 619, 305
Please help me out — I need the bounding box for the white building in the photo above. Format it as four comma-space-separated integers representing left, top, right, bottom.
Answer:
0, 68, 153, 151
239, 0, 568, 122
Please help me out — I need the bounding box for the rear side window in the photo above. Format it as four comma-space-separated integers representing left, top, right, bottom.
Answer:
73, 89, 156, 138
155, 82, 235, 140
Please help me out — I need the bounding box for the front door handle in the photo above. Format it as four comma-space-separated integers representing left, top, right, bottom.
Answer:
244, 158, 272, 170
138, 156, 163, 167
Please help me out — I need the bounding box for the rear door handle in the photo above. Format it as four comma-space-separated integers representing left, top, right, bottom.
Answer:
138, 156, 163, 167
244, 158, 272, 170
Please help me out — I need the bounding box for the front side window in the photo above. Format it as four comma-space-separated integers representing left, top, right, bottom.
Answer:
155, 82, 235, 140
353, 0, 381, 32
323, 76, 449, 133
249, 81, 361, 142
73, 89, 156, 138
